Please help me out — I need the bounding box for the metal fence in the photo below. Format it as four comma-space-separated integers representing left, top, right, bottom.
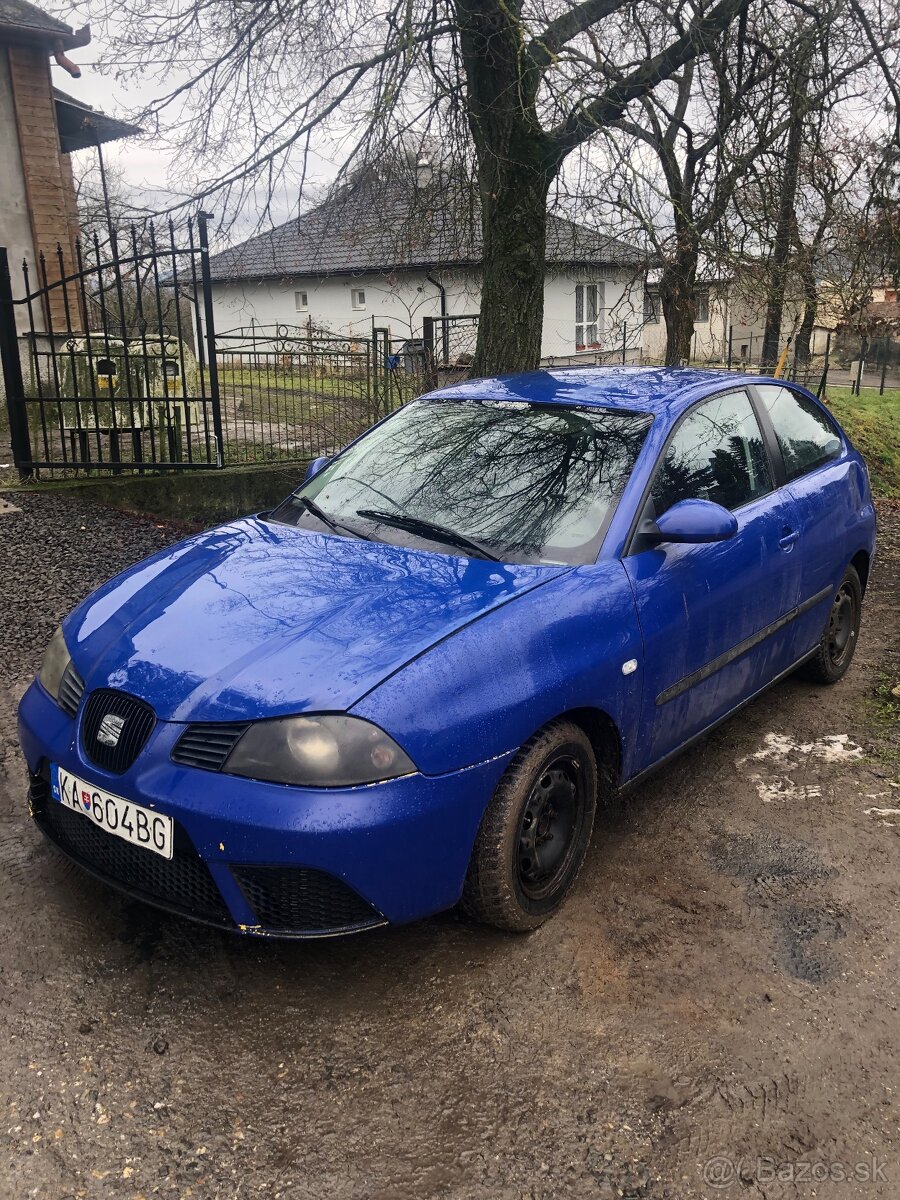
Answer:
4, 228, 895, 481
0, 216, 224, 476
682, 329, 900, 397
214, 325, 376, 466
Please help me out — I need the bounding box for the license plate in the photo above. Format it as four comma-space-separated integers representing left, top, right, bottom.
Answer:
50, 765, 174, 860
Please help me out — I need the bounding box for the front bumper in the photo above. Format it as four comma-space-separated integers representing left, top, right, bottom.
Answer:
18, 681, 511, 937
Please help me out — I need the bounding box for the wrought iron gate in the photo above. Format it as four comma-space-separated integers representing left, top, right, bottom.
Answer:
0, 214, 482, 478
0, 213, 224, 477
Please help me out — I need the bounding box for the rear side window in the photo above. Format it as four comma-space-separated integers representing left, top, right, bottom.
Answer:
756, 385, 842, 481
652, 391, 772, 513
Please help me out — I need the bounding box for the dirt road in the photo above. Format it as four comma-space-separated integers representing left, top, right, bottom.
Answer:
1, 492, 897, 1200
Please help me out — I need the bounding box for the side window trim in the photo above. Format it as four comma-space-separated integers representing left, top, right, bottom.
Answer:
747, 384, 787, 488
750, 382, 845, 484
623, 387, 771, 558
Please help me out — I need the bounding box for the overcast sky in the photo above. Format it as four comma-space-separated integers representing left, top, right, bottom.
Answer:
47, 5, 177, 195
44, 2, 340, 234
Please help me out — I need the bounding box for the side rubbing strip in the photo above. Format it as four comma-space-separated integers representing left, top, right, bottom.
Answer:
656, 585, 834, 706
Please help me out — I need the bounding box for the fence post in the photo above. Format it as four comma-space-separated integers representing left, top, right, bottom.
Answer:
816, 330, 831, 400
197, 213, 225, 467
879, 357, 888, 395
621, 322, 627, 365
853, 345, 865, 396
0, 247, 31, 478
727, 325, 733, 370
422, 316, 437, 389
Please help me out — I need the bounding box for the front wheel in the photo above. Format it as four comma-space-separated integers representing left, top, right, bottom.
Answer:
798, 565, 863, 685
461, 720, 598, 932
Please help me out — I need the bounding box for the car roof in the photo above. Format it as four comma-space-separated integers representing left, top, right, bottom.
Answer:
421, 365, 780, 418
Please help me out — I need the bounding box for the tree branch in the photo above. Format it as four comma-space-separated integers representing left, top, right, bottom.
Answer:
526, 0, 630, 73
549, 0, 752, 157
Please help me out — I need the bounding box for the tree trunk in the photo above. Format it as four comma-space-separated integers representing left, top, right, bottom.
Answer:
794, 255, 817, 371
472, 163, 552, 376
456, 0, 556, 377
760, 51, 810, 371
658, 230, 699, 364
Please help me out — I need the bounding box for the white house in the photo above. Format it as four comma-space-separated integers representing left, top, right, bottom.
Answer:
205, 167, 646, 362
642, 273, 834, 365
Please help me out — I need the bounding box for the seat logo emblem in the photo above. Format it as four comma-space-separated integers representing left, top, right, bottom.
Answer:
97, 713, 126, 747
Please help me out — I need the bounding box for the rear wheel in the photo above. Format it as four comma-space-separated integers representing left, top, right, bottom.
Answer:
461, 720, 598, 932
798, 565, 862, 685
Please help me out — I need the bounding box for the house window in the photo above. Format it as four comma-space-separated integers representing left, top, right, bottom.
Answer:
694, 289, 710, 324
351, 288, 366, 310
643, 289, 660, 325
294, 290, 309, 311
575, 283, 603, 349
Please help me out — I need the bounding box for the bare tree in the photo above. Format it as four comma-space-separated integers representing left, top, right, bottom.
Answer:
789, 131, 869, 368
562, 0, 896, 364
869, 129, 900, 288
80, 0, 770, 375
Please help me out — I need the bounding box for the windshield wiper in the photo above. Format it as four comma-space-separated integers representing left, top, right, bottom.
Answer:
296, 495, 368, 541
356, 508, 502, 562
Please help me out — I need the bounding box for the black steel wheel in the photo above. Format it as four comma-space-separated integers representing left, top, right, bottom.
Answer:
798, 564, 863, 685
462, 720, 598, 932
517, 758, 581, 902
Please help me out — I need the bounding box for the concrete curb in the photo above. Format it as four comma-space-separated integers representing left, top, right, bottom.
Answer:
1, 462, 308, 524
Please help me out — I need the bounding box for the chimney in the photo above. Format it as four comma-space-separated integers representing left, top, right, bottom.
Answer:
416, 155, 434, 190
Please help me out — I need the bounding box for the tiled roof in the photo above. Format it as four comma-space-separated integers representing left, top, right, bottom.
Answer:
0, 0, 72, 37
841, 300, 900, 330
206, 176, 644, 282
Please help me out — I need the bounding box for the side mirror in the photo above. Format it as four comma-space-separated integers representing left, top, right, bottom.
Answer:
650, 498, 738, 544
303, 455, 330, 484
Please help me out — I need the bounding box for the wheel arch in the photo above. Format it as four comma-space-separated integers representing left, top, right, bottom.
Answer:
850, 549, 870, 593
550, 706, 622, 799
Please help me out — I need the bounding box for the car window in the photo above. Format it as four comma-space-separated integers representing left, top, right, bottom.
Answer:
271, 398, 651, 566
651, 391, 773, 514
755, 385, 842, 481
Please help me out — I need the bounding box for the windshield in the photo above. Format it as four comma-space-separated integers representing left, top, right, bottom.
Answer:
271, 398, 651, 565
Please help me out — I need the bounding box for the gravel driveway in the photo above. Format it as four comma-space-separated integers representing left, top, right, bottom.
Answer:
1, 491, 898, 1200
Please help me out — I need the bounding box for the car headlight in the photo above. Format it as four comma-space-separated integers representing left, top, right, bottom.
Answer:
223, 715, 416, 787
39, 625, 71, 702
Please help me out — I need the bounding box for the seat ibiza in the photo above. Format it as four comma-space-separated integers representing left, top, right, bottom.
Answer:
19, 368, 875, 937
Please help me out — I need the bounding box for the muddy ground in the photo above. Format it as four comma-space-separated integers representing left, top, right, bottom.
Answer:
0, 492, 897, 1200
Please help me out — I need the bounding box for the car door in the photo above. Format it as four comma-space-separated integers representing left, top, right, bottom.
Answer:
623, 389, 804, 771
752, 384, 857, 662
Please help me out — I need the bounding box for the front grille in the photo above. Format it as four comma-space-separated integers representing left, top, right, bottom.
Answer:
171, 722, 249, 771
232, 864, 383, 934
58, 662, 85, 717
30, 773, 231, 926
81, 689, 156, 774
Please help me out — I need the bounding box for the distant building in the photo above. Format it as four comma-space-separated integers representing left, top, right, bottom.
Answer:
641, 271, 835, 365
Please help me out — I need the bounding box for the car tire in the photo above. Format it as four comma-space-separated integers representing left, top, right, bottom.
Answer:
461, 720, 598, 932
798, 565, 863, 685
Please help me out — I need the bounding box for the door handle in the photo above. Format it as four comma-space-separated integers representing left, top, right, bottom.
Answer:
779, 528, 800, 550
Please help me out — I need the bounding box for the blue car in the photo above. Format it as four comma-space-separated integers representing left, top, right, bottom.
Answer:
19, 368, 875, 937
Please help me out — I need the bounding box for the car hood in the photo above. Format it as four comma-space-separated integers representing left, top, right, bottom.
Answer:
65, 517, 566, 722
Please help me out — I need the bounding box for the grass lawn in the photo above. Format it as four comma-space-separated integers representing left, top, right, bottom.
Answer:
823, 386, 900, 498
